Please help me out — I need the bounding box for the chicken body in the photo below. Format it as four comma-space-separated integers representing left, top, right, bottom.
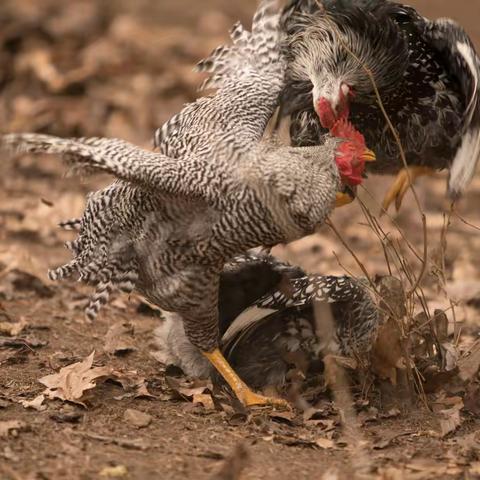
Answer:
156, 253, 380, 392
0, 1, 373, 406
282, 0, 480, 201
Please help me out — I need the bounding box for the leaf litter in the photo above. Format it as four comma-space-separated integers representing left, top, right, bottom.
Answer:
1, 0, 480, 478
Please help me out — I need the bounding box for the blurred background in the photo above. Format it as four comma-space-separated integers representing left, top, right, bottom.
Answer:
1, 1, 480, 479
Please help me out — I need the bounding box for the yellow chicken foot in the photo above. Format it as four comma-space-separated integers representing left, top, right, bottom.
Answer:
203, 348, 289, 408
335, 191, 355, 208
382, 166, 435, 213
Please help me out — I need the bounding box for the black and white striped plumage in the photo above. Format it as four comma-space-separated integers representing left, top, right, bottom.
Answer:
0, 1, 354, 356
282, 0, 480, 197
156, 253, 380, 390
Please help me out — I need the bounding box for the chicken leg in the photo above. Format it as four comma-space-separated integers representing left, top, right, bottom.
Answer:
203, 348, 289, 408
382, 166, 435, 212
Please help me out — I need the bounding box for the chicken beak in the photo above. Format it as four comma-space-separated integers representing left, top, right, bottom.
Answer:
335, 191, 355, 208
362, 148, 376, 162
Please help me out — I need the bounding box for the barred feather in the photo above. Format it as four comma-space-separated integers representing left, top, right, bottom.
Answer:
0, 1, 351, 353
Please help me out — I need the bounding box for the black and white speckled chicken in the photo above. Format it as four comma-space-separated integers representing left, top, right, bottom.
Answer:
0, 1, 374, 407
155, 252, 380, 394
281, 0, 480, 210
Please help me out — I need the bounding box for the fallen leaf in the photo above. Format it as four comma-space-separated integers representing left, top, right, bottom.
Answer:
377, 467, 406, 480
458, 340, 480, 381
0, 334, 47, 349
192, 393, 215, 411
99, 465, 128, 478
321, 470, 339, 480
316, 437, 335, 449
227, 413, 249, 426
273, 435, 318, 448
373, 431, 413, 450
76, 431, 150, 450
50, 411, 84, 424
165, 376, 212, 400
441, 342, 459, 371
110, 371, 154, 399
439, 406, 463, 437
0, 318, 27, 336
0, 420, 27, 438
380, 408, 401, 419
123, 408, 152, 428
358, 407, 379, 425
20, 394, 46, 411
39, 351, 113, 406
104, 323, 137, 355
303, 407, 332, 423
469, 463, 480, 475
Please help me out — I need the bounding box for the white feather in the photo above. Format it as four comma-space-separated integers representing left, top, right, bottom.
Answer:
221, 306, 278, 343
449, 127, 480, 197
448, 41, 480, 197
456, 41, 478, 120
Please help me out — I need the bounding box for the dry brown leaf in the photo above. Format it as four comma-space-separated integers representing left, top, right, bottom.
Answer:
0, 318, 27, 336
123, 408, 152, 428
76, 431, 150, 450
104, 323, 137, 355
192, 393, 215, 411
469, 463, 480, 476
110, 371, 154, 399
0, 420, 27, 438
39, 351, 112, 406
441, 342, 459, 371
458, 340, 480, 381
439, 405, 463, 437
315, 437, 335, 449
321, 469, 339, 480
377, 467, 406, 480
165, 376, 212, 400
20, 394, 46, 411
99, 465, 128, 478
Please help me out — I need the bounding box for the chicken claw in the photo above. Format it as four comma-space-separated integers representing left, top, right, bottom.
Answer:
203, 348, 290, 408
382, 166, 435, 213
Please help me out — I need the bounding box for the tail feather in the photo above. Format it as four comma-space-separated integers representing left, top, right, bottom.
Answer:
59, 218, 82, 231
423, 18, 480, 198
448, 127, 480, 198
196, 0, 284, 90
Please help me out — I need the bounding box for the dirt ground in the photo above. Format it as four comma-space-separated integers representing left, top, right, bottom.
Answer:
1, 1, 480, 479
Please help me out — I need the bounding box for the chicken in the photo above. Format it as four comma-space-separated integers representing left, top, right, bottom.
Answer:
155, 252, 380, 393
281, 0, 480, 210
0, 0, 374, 407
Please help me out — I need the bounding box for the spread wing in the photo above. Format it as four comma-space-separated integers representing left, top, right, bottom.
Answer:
154, 0, 287, 159
0, 133, 234, 208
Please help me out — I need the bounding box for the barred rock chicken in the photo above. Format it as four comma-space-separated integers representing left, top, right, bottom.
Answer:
281, 0, 480, 210
0, 1, 374, 408
156, 252, 380, 393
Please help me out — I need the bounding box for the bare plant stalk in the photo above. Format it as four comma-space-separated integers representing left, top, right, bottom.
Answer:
314, 302, 372, 476
452, 209, 480, 232
318, 11, 429, 294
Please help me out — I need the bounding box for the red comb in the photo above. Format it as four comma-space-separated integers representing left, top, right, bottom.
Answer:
330, 119, 365, 145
